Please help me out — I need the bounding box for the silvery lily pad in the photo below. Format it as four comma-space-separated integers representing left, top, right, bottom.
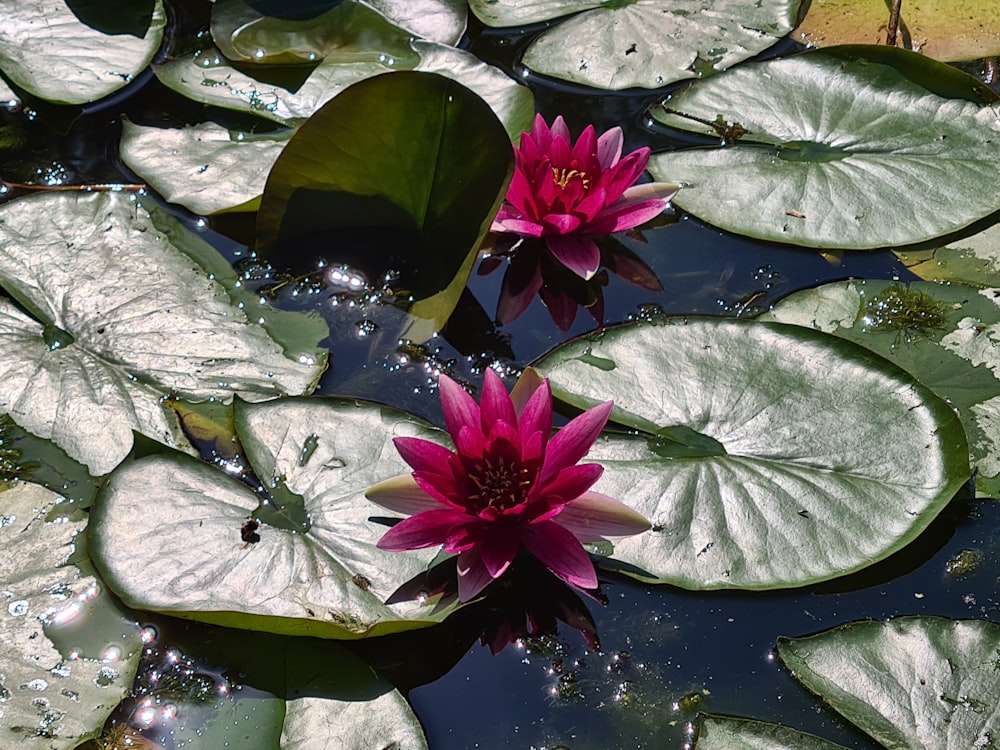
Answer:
535, 317, 969, 589
761, 279, 1000, 498
695, 715, 849, 749
0, 0, 165, 104
0, 192, 326, 475
469, 0, 802, 90
90, 398, 460, 638
647, 47, 1000, 249
155, 37, 531, 137
778, 617, 1000, 748
120, 119, 292, 215
0, 482, 141, 748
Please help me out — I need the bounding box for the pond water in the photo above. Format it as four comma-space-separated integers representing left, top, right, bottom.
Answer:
2, 4, 999, 750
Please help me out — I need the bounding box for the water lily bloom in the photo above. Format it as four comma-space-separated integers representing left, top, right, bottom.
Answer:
367, 368, 650, 601
491, 114, 678, 281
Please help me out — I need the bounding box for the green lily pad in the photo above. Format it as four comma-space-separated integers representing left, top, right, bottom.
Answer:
0, 192, 326, 475
90, 397, 461, 639
647, 47, 1000, 249
894, 223, 1000, 288
0, 0, 165, 105
120, 118, 292, 215
155, 34, 531, 138
778, 617, 1000, 748
795, 0, 1000, 61
257, 71, 512, 340
534, 317, 969, 589
0, 482, 141, 748
695, 714, 849, 749
761, 279, 1000, 498
469, 0, 802, 90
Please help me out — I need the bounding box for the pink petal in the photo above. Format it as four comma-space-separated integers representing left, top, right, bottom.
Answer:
454, 424, 487, 459
545, 234, 601, 280
571, 124, 598, 167
553, 491, 651, 541
478, 521, 522, 578
540, 400, 613, 483
480, 369, 517, 435
572, 185, 608, 223
376, 508, 469, 551
586, 198, 667, 234
444, 520, 484, 552
393, 436, 454, 473
535, 462, 604, 507
599, 148, 650, 201
529, 113, 554, 153
541, 213, 583, 235
493, 217, 546, 238
549, 115, 571, 143
456, 547, 497, 601
516, 377, 552, 445
521, 520, 598, 590
439, 373, 480, 442
506, 167, 541, 219
365, 474, 444, 515
540, 284, 579, 331
596, 126, 624, 168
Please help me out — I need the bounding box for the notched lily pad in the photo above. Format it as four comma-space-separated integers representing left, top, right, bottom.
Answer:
90, 398, 461, 639
535, 317, 969, 589
0, 482, 141, 748
762, 278, 1000, 498
0, 192, 326, 475
647, 47, 1000, 249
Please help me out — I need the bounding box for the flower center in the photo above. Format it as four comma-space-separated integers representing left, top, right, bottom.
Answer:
466, 453, 535, 514
551, 166, 590, 191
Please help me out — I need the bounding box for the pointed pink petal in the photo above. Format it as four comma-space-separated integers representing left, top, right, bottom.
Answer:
517, 377, 552, 445
545, 234, 601, 280
480, 369, 517, 435
536, 462, 604, 505
571, 124, 597, 167
393, 436, 454, 473
454, 424, 487, 459
521, 520, 598, 590
599, 148, 650, 201
540, 400, 613, 483
444, 520, 483, 552
487, 421, 521, 452
596, 126, 623, 168
506, 167, 541, 219
550, 115, 571, 143
366, 474, 444, 515
478, 521, 521, 578
413, 473, 464, 511
529, 113, 553, 153
376, 508, 469, 551
439, 374, 480, 442
510, 367, 544, 416
553, 491, 651, 540
587, 198, 667, 234
457, 547, 497, 601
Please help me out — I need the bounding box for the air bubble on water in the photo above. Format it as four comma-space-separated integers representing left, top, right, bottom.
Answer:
355, 319, 378, 338
254, 48, 265, 59
194, 217, 208, 230
102, 644, 124, 662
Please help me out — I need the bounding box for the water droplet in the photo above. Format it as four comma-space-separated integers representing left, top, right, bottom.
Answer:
23, 678, 48, 691
354, 319, 378, 338
8, 600, 28, 616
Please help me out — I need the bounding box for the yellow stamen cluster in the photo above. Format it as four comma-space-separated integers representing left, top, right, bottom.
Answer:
552, 167, 590, 191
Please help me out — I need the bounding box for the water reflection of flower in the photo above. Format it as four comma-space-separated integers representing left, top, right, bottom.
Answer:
367, 368, 649, 601
478, 233, 665, 331
491, 114, 677, 281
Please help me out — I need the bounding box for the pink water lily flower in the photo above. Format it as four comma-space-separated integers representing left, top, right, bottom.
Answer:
491, 114, 678, 281
366, 368, 650, 601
